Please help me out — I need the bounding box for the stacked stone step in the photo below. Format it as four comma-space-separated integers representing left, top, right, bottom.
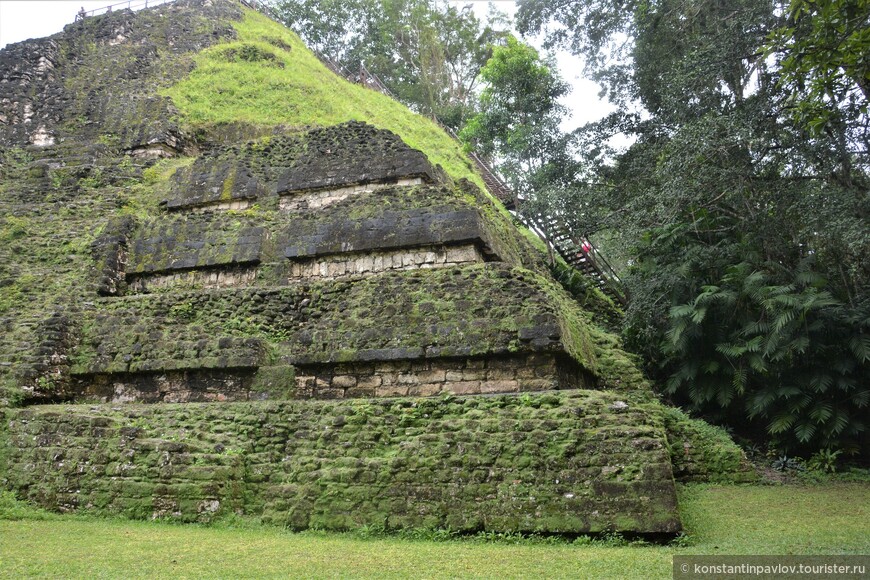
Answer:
69, 121, 590, 404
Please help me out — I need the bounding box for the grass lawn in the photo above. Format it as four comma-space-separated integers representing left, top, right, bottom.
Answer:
0, 482, 867, 578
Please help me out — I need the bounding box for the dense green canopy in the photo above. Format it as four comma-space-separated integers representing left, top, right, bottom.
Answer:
518, 0, 870, 453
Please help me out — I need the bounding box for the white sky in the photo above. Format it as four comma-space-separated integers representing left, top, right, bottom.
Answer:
0, 0, 615, 131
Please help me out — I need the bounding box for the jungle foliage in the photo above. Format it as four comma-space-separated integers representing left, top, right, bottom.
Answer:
517, 0, 870, 454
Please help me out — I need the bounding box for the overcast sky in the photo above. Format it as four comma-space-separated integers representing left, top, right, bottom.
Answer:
0, 0, 615, 131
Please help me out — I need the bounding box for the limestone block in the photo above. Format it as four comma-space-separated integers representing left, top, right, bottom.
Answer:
445, 371, 464, 382
204, 392, 230, 402
461, 369, 486, 381
350, 363, 374, 376
446, 381, 480, 395
164, 390, 192, 403
409, 361, 432, 372
377, 361, 411, 372
357, 375, 383, 389
479, 380, 519, 394
346, 386, 376, 397
417, 369, 446, 383
486, 368, 517, 381
295, 376, 315, 397
112, 383, 139, 404
397, 373, 419, 385
452, 245, 481, 263
528, 354, 556, 367
334, 363, 355, 375
516, 368, 536, 380
519, 379, 555, 392
376, 385, 409, 397
408, 383, 442, 397
332, 375, 357, 389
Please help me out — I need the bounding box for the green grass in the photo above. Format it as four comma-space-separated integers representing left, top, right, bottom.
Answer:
677, 483, 870, 555
163, 7, 483, 190
1, 483, 867, 578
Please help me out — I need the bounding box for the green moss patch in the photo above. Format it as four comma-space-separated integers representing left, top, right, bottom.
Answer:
655, 407, 757, 483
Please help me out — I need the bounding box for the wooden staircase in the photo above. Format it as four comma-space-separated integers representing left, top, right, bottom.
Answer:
537, 216, 627, 305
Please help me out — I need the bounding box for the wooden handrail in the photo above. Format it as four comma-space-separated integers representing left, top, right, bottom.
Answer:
76, 0, 173, 20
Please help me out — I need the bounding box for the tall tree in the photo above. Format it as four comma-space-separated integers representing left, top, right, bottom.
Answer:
459, 35, 574, 203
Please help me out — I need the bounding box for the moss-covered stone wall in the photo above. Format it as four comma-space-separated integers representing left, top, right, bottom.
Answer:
279, 178, 424, 212
284, 244, 484, 282
275, 121, 446, 193
0, 391, 682, 534
655, 407, 757, 483
292, 352, 590, 398
165, 121, 445, 210
69, 351, 590, 404
69, 265, 587, 377
101, 171, 537, 296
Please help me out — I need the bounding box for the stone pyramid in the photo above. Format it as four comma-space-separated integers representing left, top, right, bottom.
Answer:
0, 0, 750, 533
